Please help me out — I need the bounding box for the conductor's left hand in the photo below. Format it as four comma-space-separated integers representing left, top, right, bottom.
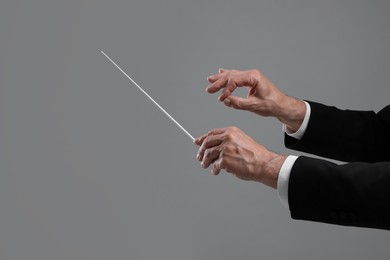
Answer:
194, 126, 286, 189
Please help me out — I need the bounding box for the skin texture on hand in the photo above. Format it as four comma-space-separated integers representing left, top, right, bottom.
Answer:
206, 69, 306, 133
194, 126, 287, 189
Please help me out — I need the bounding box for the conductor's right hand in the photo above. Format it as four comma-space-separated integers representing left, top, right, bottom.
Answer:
206, 69, 306, 133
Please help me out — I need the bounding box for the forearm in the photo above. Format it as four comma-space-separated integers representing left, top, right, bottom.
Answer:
285, 101, 390, 162
289, 156, 390, 230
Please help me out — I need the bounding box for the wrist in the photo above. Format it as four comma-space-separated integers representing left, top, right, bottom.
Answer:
255, 154, 287, 189
275, 96, 306, 133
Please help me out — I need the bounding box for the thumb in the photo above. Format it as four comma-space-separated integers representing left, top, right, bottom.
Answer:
223, 96, 252, 110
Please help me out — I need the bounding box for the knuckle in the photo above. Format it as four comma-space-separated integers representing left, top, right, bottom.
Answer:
235, 100, 241, 108
203, 136, 211, 145
220, 158, 226, 168
199, 146, 206, 155
254, 69, 261, 76
249, 69, 262, 82
224, 134, 232, 141
219, 146, 226, 156
226, 77, 233, 85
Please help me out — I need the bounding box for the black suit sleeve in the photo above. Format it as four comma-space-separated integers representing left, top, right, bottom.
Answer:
285, 101, 390, 162
289, 156, 390, 230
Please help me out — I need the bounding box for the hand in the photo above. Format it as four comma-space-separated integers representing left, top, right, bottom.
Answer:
206, 69, 306, 133
194, 126, 287, 189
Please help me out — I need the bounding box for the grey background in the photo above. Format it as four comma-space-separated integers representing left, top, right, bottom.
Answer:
1, 0, 390, 259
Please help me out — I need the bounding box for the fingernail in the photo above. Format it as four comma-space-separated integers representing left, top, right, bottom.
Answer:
224, 98, 231, 106
196, 153, 200, 160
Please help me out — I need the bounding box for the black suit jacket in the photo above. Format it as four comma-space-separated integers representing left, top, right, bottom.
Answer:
285, 101, 390, 230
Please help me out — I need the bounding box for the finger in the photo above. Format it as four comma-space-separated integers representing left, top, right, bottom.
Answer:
206, 127, 226, 136
197, 134, 224, 161
223, 96, 253, 110
194, 127, 227, 146
194, 128, 226, 154
248, 86, 257, 97
206, 77, 228, 93
207, 72, 222, 83
207, 68, 227, 83
211, 157, 225, 175
218, 78, 238, 101
201, 146, 221, 168
194, 132, 208, 145
218, 71, 257, 101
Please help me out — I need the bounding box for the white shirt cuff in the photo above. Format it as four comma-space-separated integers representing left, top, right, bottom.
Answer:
277, 155, 299, 210
283, 101, 311, 140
